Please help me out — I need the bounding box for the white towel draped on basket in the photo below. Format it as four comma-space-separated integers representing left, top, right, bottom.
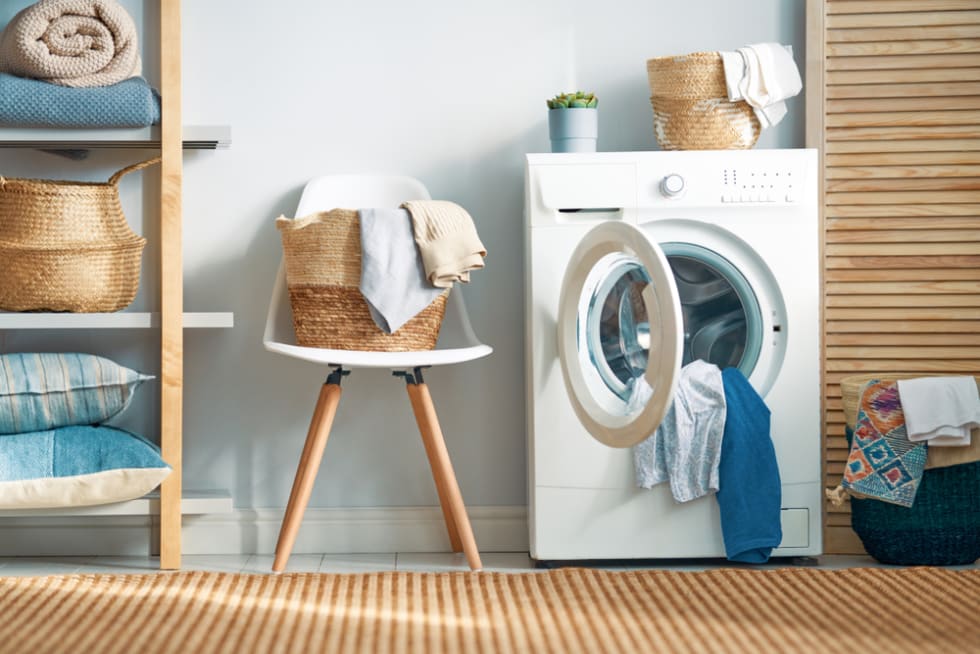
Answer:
719, 43, 801, 129
897, 377, 980, 447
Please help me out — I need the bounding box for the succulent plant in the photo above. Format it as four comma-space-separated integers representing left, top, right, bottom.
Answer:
547, 91, 598, 109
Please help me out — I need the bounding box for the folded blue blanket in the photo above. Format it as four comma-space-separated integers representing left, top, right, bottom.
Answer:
0, 73, 160, 128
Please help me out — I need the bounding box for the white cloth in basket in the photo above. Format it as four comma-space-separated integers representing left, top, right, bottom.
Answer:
897, 376, 980, 447
359, 208, 444, 334
720, 43, 801, 129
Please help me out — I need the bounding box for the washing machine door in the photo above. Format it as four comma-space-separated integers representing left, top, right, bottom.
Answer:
558, 221, 684, 448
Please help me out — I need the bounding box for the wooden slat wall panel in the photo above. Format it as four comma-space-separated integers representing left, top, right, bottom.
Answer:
827, 81, 980, 98
827, 39, 980, 55
828, 1, 980, 13
827, 53, 980, 69
827, 165, 980, 179
828, 97, 980, 112
826, 139, 980, 153
827, 10, 980, 28
828, 24, 980, 42
810, 0, 980, 553
826, 202, 980, 216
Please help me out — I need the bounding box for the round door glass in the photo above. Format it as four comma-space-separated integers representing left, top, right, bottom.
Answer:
558, 220, 683, 448
662, 242, 762, 377
578, 252, 655, 416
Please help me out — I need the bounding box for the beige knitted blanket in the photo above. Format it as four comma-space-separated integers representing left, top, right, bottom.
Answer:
0, 0, 140, 87
402, 200, 487, 289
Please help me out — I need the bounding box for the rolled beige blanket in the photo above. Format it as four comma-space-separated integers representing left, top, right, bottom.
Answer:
0, 0, 140, 87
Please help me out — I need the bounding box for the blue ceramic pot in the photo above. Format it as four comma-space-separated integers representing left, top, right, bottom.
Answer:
548, 108, 598, 153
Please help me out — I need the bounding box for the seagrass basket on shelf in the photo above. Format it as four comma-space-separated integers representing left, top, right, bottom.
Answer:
276, 209, 448, 351
646, 51, 760, 150
0, 158, 158, 313
840, 373, 980, 566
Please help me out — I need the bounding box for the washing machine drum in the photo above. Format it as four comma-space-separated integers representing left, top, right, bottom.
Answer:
662, 242, 763, 376
557, 222, 763, 449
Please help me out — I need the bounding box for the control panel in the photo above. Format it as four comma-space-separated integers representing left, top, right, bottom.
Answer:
637, 157, 806, 207
527, 151, 813, 213
720, 166, 798, 203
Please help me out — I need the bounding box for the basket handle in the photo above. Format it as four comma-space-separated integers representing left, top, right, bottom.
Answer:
108, 157, 162, 186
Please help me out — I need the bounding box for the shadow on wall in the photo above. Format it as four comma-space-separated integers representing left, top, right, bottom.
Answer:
180, 181, 307, 508
593, 76, 661, 153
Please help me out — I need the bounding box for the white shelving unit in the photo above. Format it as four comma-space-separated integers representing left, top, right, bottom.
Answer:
0, 2, 227, 567
0, 125, 230, 150
0, 491, 232, 518
0, 312, 234, 330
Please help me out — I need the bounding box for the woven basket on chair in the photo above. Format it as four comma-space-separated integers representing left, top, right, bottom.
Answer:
646, 51, 760, 150
276, 209, 448, 351
0, 158, 158, 313
840, 373, 980, 566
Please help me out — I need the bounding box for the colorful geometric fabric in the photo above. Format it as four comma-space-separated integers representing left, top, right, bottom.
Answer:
842, 380, 927, 507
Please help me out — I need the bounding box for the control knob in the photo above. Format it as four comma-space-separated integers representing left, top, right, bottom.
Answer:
660, 174, 685, 198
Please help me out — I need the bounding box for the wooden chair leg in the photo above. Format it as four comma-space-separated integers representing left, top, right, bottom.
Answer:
406, 381, 482, 571
405, 384, 463, 553
273, 380, 342, 572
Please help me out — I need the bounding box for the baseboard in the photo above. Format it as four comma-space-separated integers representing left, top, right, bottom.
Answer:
0, 505, 529, 557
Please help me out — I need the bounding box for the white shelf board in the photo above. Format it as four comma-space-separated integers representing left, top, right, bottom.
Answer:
0, 311, 233, 329
0, 490, 233, 517
0, 125, 231, 150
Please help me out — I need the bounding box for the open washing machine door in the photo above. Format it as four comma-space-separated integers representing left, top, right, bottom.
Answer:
558, 221, 684, 448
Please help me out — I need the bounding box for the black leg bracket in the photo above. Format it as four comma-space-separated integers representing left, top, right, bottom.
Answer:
326, 366, 351, 386
393, 366, 430, 386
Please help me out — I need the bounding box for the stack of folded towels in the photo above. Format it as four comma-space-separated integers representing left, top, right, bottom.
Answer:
0, 0, 160, 128
0, 352, 170, 509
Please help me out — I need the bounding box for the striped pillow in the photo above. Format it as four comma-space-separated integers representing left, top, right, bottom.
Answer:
0, 353, 152, 435
0, 425, 170, 509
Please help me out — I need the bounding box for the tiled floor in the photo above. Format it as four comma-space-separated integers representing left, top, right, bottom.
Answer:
0, 553, 975, 576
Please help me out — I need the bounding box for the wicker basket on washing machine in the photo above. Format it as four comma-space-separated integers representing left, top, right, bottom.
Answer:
276, 209, 448, 351
646, 51, 760, 150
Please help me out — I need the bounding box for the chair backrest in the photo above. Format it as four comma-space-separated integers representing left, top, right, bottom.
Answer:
263, 175, 483, 350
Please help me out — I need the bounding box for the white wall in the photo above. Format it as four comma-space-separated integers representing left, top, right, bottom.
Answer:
1, 1, 805, 519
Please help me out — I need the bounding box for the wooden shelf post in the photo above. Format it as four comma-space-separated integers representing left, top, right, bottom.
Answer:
159, 0, 183, 570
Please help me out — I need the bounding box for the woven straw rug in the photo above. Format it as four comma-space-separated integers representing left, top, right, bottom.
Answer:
0, 567, 977, 653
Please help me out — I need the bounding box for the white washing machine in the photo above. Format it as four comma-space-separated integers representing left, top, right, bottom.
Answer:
524, 149, 822, 562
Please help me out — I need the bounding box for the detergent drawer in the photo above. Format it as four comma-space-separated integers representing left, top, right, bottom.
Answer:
529, 163, 636, 227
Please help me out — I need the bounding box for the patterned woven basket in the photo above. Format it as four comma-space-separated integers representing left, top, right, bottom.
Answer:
276, 209, 448, 351
646, 51, 760, 150
0, 158, 157, 313
841, 374, 980, 566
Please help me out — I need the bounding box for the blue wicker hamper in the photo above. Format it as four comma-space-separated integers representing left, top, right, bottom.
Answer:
841, 374, 980, 566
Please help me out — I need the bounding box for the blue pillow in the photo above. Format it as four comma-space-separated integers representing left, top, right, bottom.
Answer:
0, 353, 152, 435
0, 425, 170, 509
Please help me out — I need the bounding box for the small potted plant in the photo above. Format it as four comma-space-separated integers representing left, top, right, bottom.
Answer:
547, 91, 598, 153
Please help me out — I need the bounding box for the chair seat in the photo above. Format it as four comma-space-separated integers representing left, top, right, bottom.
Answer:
263, 340, 492, 369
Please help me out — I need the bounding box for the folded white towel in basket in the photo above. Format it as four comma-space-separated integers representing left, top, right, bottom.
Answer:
358, 208, 445, 335
720, 43, 801, 129
897, 376, 980, 447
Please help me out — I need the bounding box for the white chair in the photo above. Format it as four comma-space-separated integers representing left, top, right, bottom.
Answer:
264, 175, 492, 572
